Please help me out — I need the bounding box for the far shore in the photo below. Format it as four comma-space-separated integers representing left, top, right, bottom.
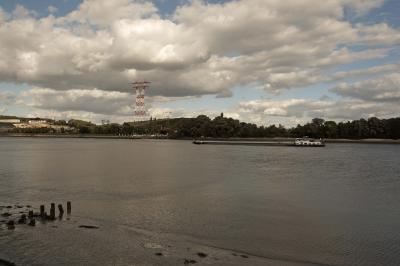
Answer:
1, 133, 400, 144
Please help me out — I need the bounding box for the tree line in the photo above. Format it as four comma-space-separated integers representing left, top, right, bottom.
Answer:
7, 115, 400, 139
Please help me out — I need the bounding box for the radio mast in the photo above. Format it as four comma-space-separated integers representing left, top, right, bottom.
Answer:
132, 81, 150, 121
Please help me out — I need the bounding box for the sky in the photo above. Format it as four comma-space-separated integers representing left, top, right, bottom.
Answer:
0, 0, 399, 126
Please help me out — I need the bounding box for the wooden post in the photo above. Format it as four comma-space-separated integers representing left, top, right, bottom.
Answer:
58, 204, 64, 216
67, 201, 71, 214
40, 205, 45, 217
18, 214, 27, 224
7, 220, 15, 230
28, 219, 36, 226
50, 203, 56, 220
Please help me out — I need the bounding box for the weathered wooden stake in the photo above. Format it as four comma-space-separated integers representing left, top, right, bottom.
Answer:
67, 201, 71, 214
28, 219, 35, 226
18, 214, 27, 224
58, 204, 64, 216
50, 203, 56, 220
40, 205, 45, 217
7, 220, 15, 230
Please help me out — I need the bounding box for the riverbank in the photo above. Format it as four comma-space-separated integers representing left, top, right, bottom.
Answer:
0, 202, 306, 266
1, 133, 400, 144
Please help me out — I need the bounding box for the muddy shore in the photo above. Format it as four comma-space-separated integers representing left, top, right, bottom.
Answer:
1, 203, 309, 266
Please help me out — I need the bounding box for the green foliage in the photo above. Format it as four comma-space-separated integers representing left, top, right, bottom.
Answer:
11, 127, 56, 134
4, 115, 400, 139
288, 117, 400, 139
111, 116, 400, 139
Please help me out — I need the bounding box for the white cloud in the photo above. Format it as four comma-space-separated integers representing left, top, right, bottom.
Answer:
12, 4, 37, 19
357, 23, 400, 45
237, 97, 400, 125
0, 7, 7, 23
342, 0, 384, 16
331, 73, 400, 102
0, 0, 399, 122
0, 0, 397, 96
65, 0, 157, 26
332, 64, 399, 80
48, 6, 58, 14
20, 88, 134, 115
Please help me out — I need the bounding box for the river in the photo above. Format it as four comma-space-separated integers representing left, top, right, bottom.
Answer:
1, 138, 400, 265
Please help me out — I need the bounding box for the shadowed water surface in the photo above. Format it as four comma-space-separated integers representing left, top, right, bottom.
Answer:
1, 138, 400, 265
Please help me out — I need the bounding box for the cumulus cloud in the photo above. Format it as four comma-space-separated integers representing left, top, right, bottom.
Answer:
237, 97, 400, 125
332, 64, 399, 80
20, 88, 135, 115
0, 7, 7, 23
18, 87, 197, 118
65, 0, 157, 26
47, 6, 58, 15
0, 0, 397, 97
0, 0, 399, 123
12, 4, 37, 19
331, 73, 400, 102
342, 0, 385, 16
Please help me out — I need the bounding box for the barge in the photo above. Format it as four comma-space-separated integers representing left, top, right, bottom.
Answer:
193, 137, 325, 147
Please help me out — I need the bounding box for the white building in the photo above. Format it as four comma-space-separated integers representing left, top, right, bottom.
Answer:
0, 119, 20, 124
28, 120, 48, 125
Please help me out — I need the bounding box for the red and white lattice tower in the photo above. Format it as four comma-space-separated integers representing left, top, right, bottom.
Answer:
132, 81, 150, 121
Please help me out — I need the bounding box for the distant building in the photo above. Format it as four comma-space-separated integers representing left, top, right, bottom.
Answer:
28, 120, 48, 125
15, 120, 49, 129
0, 119, 20, 124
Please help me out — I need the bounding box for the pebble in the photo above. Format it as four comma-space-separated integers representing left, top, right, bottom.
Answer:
184, 259, 197, 264
197, 252, 207, 258
79, 225, 99, 229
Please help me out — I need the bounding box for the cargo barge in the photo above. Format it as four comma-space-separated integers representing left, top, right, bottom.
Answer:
193, 137, 325, 147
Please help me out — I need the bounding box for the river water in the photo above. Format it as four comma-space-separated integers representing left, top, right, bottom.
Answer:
1, 138, 400, 266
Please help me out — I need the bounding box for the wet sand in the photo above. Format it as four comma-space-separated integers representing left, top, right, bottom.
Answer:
1, 204, 312, 266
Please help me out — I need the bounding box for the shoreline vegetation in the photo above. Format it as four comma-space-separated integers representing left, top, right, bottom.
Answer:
1, 114, 400, 141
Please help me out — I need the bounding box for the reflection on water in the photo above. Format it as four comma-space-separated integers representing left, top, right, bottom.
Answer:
1, 138, 400, 265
